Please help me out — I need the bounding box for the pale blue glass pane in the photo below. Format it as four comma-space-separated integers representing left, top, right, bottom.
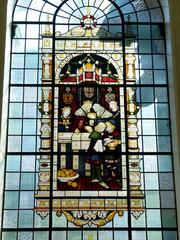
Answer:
9, 103, 23, 118
22, 136, 36, 151
23, 119, 37, 135
25, 70, 37, 84
121, 4, 134, 14
24, 87, 37, 102
27, 9, 41, 22
124, 13, 137, 22
142, 120, 156, 135
68, 231, 81, 240
154, 70, 167, 84
145, 191, 160, 208
21, 173, 35, 190
163, 231, 177, 240
157, 136, 171, 152
139, 70, 153, 84
155, 88, 168, 102
133, 0, 147, 11
162, 210, 177, 228
152, 25, 163, 39
4, 191, 19, 209
147, 0, 159, 8
12, 54, 24, 68
131, 213, 146, 227
114, 231, 128, 240
156, 104, 169, 118
52, 231, 66, 240
150, 8, 163, 22
34, 213, 49, 228
141, 87, 154, 102
107, 10, 119, 18
144, 155, 158, 172
109, 17, 121, 24
139, 55, 152, 69
158, 155, 172, 172
157, 120, 170, 135
138, 10, 150, 22
52, 212, 67, 227
21, 155, 36, 172
145, 173, 159, 189
139, 40, 151, 53
11, 69, 23, 84
152, 40, 165, 53
9, 119, 22, 134
17, 0, 31, 7
8, 136, 21, 152
20, 191, 34, 209
13, 6, 27, 21
114, 211, 128, 227
13, 24, 26, 38
3, 210, 18, 228
6, 155, 20, 171
161, 191, 175, 208
5, 173, 20, 190
26, 24, 39, 38
159, 173, 174, 190
12, 39, 25, 53
147, 209, 161, 227
23, 103, 37, 118
10, 87, 23, 102
153, 55, 166, 69
138, 120, 142, 135
110, 25, 121, 35
2, 232, 17, 240
116, 0, 129, 7
143, 136, 157, 152
132, 231, 146, 240
138, 25, 151, 39
34, 232, 49, 240
61, 2, 74, 14
30, 0, 44, 10
26, 39, 39, 52
99, 231, 113, 239
18, 210, 33, 228
147, 231, 162, 240
141, 104, 155, 118
25, 54, 38, 68
18, 232, 33, 240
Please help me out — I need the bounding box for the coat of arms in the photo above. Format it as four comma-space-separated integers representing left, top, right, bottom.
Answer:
83, 87, 94, 98
63, 87, 73, 105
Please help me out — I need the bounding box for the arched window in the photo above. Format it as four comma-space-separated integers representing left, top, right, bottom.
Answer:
1, 0, 178, 239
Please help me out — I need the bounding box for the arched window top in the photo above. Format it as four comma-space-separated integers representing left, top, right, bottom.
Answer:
13, 0, 164, 23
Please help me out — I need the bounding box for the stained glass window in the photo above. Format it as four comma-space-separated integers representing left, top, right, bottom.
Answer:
1, 0, 178, 239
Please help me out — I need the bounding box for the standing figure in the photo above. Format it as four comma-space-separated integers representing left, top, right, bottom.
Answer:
104, 121, 121, 182
87, 121, 109, 189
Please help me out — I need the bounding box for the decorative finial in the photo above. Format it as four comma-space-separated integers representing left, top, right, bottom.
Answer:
87, 234, 94, 240
127, 14, 131, 23
44, 14, 52, 35
126, 15, 133, 36
87, 6, 91, 16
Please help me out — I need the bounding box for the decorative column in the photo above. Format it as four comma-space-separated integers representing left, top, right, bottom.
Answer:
126, 53, 144, 199
35, 21, 53, 218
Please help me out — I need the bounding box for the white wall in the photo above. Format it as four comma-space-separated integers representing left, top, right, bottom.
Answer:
167, 0, 180, 235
